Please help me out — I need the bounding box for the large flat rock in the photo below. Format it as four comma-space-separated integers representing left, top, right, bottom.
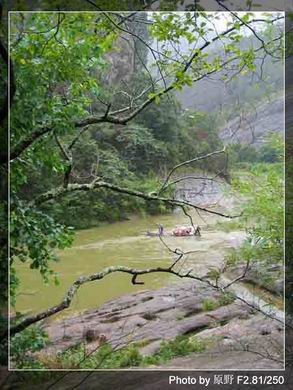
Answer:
41, 281, 250, 355
38, 280, 284, 370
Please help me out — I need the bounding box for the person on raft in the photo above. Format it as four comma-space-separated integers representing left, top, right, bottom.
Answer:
173, 225, 201, 236
158, 224, 164, 236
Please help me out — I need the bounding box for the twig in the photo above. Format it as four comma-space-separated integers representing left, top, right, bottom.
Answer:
158, 148, 226, 195
181, 205, 197, 236
53, 131, 72, 188
223, 259, 251, 289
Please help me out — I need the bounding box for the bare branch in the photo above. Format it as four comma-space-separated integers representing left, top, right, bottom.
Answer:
9, 257, 286, 338
9, 126, 52, 163
131, 274, 144, 285
223, 259, 251, 289
53, 131, 71, 162
158, 148, 226, 195
181, 205, 197, 236
133, 38, 156, 92
103, 102, 112, 118
53, 132, 72, 188
68, 125, 90, 151
9, 264, 208, 336
158, 235, 201, 259
169, 175, 214, 186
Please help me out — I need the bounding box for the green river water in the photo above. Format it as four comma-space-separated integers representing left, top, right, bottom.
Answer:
15, 212, 246, 318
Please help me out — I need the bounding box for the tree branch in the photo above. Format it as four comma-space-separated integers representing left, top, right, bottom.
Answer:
53, 131, 72, 188
9, 264, 207, 336
223, 259, 251, 289
158, 148, 226, 195
9, 254, 285, 338
161, 175, 221, 192
181, 205, 198, 236
9, 126, 52, 163
75, 16, 283, 128
32, 178, 240, 219
217, 3, 281, 59
7, 56, 232, 163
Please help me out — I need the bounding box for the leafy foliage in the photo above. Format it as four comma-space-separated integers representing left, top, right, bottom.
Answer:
116, 125, 168, 174
10, 13, 114, 147
202, 298, 218, 311
227, 132, 284, 166
10, 201, 74, 304
233, 162, 283, 264
39, 335, 206, 369
224, 135, 284, 276
144, 335, 205, 365
10, 325, 49, 369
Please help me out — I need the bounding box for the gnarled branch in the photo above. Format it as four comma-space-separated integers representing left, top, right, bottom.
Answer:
9, 264, 207, 336
9, 254, 285, 338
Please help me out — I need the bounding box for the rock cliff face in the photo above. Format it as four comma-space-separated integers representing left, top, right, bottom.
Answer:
103, 34, 135, 85
174, 175, 227, 205
218, 96, 284, 146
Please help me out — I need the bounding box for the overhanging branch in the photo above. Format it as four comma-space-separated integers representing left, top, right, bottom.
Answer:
8, 263, 218, 337
32, 178, 240, 219
9, 255, 285, 338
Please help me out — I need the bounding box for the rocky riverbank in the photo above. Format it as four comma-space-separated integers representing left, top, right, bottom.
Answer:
228, 262, 284, 296
33, 215, 284, 370
39, 278, 284, 369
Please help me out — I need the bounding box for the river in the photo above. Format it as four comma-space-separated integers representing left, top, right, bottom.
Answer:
15, 210, 246, 317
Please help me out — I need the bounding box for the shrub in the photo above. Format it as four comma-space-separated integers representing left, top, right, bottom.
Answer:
202, 298, 218, 311
10, 325, 49, 369
143, 335, 206, 365
218, 292, 235, 306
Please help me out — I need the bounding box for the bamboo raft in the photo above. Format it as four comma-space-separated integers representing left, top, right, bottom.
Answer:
145, 226, 201, 237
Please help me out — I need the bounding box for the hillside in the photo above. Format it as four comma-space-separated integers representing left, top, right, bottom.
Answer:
218, 95, 284, 146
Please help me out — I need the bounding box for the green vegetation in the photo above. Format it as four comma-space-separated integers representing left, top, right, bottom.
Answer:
143, 335, 206, 365
5, 10, 284, 371
202, 292, 235, 312
37, 335, 206, 369
9, 11, 283, 299
214, 220, 243, 233
9, 11, 242, 307
176, 313, 184, 321
218, 292, 235, 306
202, 298, 218, 311
10, 325, 49, 369
227, 132, 284, 167
232, 166, 283, 265
224, 134, 284, 283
